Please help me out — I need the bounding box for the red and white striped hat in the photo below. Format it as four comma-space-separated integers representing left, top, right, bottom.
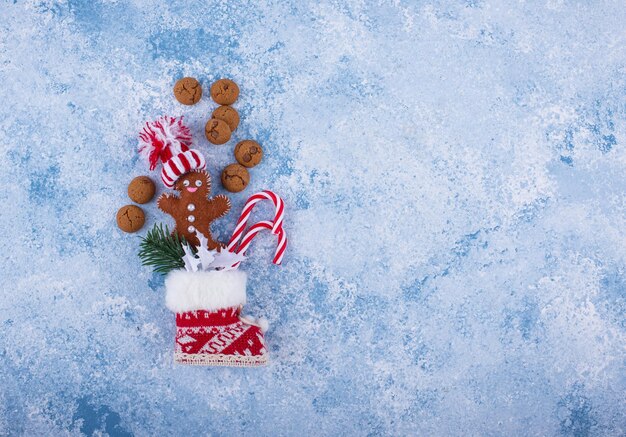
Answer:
138, 116, 206, 187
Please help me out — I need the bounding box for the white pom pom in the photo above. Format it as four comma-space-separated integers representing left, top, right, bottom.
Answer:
239, 315, 254, 325
257, 317, 269, 333
138, 116, 193, 170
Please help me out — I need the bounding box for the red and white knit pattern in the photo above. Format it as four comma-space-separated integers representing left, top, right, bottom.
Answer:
175, 307, 267, 366
160, 150, 205, 187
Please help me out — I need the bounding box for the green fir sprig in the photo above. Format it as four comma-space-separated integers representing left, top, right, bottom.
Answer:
138, 224, 193, 274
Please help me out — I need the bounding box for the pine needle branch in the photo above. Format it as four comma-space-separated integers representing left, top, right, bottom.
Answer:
138, 224, 194, 274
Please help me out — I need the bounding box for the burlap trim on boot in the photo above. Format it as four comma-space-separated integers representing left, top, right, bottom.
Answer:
174, 352, 268, 367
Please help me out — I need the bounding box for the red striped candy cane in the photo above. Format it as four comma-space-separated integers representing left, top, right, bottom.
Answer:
227, 190, 284, 252
235, 220, 287, 265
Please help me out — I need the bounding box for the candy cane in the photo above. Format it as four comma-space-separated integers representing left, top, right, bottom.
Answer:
228, 191, 283, 250
227, 190, 284, 252
235, 220, 287, 265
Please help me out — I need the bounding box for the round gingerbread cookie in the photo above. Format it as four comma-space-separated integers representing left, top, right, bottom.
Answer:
173, 77, 202, 105
205, 118, 231, 145
221, 164, 250, 193
116, 205, 145, 233
127, 176, 156, 204
210, 79, 239, 105
234, 140, 263, 168
212, 105, 240, 131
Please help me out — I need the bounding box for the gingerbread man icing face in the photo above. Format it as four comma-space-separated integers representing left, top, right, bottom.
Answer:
157, 170, 231, 249
174, 171, 209, 197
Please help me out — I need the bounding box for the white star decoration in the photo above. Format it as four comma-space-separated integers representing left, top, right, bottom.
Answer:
209, 249, 247, 271
181, 231, 247, 272
181, 243, 200, 272
195, 232, 216, 269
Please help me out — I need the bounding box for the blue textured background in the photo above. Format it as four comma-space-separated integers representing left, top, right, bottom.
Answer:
1, 1, 625, 435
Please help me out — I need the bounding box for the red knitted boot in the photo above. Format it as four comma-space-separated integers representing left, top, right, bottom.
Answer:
165, 269, 268, 366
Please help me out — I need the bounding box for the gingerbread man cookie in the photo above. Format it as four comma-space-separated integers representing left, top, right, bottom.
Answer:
157, 170, 230, 249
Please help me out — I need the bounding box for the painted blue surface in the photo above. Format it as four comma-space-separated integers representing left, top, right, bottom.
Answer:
0, 1, 625, 435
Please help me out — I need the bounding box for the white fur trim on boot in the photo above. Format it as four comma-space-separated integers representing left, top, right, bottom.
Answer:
165, 269, 247, 313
